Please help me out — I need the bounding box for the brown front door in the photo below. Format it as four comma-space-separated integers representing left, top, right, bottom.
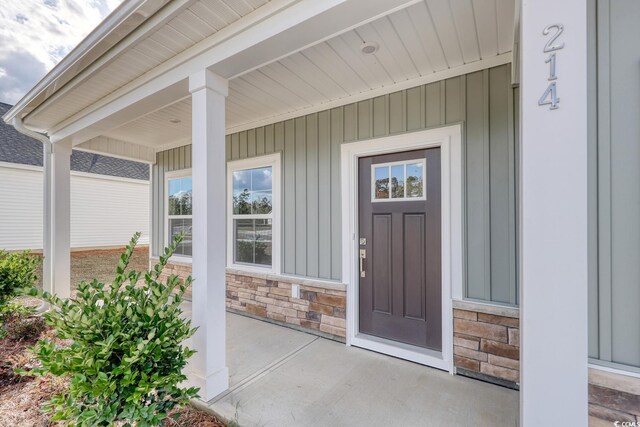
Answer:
358, 148, 442, 351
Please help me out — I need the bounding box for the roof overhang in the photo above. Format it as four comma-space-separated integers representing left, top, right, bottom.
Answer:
5, 0, 518, 155
2, 0, 173, 124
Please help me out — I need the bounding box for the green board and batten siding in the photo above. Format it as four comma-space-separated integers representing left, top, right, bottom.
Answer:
588, 0, 640, 369
153, 64, 518, 306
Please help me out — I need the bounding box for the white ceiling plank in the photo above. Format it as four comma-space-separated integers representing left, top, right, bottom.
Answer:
240, 71, 309, 107
231, 77, 298, 110
174, 9, 217, 41
353, 24, 401, 82
167, 16, 204, 43
228, 85, 283, 116
259, 62, 328, 104
472, 0, 499, 58
281, 53, 350, 100
496, 0, 515, 54
244, 0, 267, 9
327, 32, 389, 89
388, 9, 434, 76
223, 0, 254, 17
205, 0, 242, 23
369, 16, 420, 80
449, 0, 481, 62
188, 2, 227, 30
152, 26, 198, 52
424, 0, 465, 67
303, 43, 369, 94
406, 2, 448, 71
133, 42, 172, 65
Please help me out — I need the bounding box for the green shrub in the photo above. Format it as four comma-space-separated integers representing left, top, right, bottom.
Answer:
23, 232, 199, 426
0, 249, 40, 308
0, 249, 40, 337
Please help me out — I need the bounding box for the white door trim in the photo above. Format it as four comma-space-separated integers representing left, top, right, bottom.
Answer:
340, 124, 463, 373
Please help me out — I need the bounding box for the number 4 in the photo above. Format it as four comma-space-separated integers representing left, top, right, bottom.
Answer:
538, 82, 560, 110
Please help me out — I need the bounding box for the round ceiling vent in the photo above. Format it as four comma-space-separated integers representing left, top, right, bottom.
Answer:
361, 41, 378, 55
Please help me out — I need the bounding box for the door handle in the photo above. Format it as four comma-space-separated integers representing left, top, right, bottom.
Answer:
359, 249, 366, 278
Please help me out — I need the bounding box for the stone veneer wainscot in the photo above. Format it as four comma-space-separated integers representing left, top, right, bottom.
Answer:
155, 260, 346, 339
452, 300, 520, 388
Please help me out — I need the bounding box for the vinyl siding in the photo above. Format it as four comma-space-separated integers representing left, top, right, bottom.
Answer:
0, 164, 149, 250
152, 64, 517, 305
589, 0, 640, 368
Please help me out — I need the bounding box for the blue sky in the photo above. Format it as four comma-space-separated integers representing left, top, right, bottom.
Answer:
0, 0, 123, 105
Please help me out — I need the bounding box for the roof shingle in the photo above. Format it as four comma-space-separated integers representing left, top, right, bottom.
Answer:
0, 102, 149, 181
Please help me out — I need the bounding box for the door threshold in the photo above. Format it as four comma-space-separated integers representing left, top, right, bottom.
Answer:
351, 333, 452, 372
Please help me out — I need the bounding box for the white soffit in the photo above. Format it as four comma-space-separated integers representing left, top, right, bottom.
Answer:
225, 0, 515, 132
24, 0, 270, 130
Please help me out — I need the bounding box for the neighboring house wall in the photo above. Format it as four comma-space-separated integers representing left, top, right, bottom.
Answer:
70, 172, 149, 249
0, 163, 149, 250
0, 163, 43, 250
152, 64, 518, 306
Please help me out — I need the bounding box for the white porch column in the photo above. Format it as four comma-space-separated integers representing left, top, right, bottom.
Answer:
520, 0, 588, 425
188, 69, 229, 401
46, 140, 72, 299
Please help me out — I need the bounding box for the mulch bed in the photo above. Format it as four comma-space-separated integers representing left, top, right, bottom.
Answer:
0, 300, 225, 427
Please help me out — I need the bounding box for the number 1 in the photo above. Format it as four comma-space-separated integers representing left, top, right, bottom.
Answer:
545, 53, 557, 80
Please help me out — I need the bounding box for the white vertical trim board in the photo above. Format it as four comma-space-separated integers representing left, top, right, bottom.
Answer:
519, 0, 589, 424
341, 124, 463, 372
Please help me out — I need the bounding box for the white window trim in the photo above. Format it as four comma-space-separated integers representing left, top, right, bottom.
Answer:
227, 153, 281, 275
370, 158, 428, 202
165, 168, 192, 263
341, 124, 463, 373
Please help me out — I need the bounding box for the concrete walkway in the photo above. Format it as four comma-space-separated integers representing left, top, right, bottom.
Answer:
186, 311, 519, 427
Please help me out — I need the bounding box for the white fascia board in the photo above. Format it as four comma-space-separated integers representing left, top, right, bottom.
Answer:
49, 0, 420, 145
3, 0, 162, 124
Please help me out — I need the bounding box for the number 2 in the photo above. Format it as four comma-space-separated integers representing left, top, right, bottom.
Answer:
543, 24, 564, 52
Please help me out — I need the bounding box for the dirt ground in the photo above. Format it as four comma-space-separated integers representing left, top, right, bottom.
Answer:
34, 246, 151, 290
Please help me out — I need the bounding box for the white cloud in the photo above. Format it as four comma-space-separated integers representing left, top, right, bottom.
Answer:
0, 0, 123, 104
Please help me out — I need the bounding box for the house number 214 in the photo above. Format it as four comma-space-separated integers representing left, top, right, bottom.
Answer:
538, 24, 564, 110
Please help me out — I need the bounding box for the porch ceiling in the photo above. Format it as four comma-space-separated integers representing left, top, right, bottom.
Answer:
100, 0, 515, 147
18, 0, 515, 150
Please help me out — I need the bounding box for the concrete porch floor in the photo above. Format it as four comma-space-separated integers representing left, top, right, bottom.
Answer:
184, 306, 519, 427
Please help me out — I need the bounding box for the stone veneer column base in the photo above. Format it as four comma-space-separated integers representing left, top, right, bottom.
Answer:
588, 367, 640, 425
452, 299, 520, 389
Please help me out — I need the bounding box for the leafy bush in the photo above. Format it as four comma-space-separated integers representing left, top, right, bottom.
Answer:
0, 249, 40, 338
0, 249, 40, 308
23, 232, 199, 426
